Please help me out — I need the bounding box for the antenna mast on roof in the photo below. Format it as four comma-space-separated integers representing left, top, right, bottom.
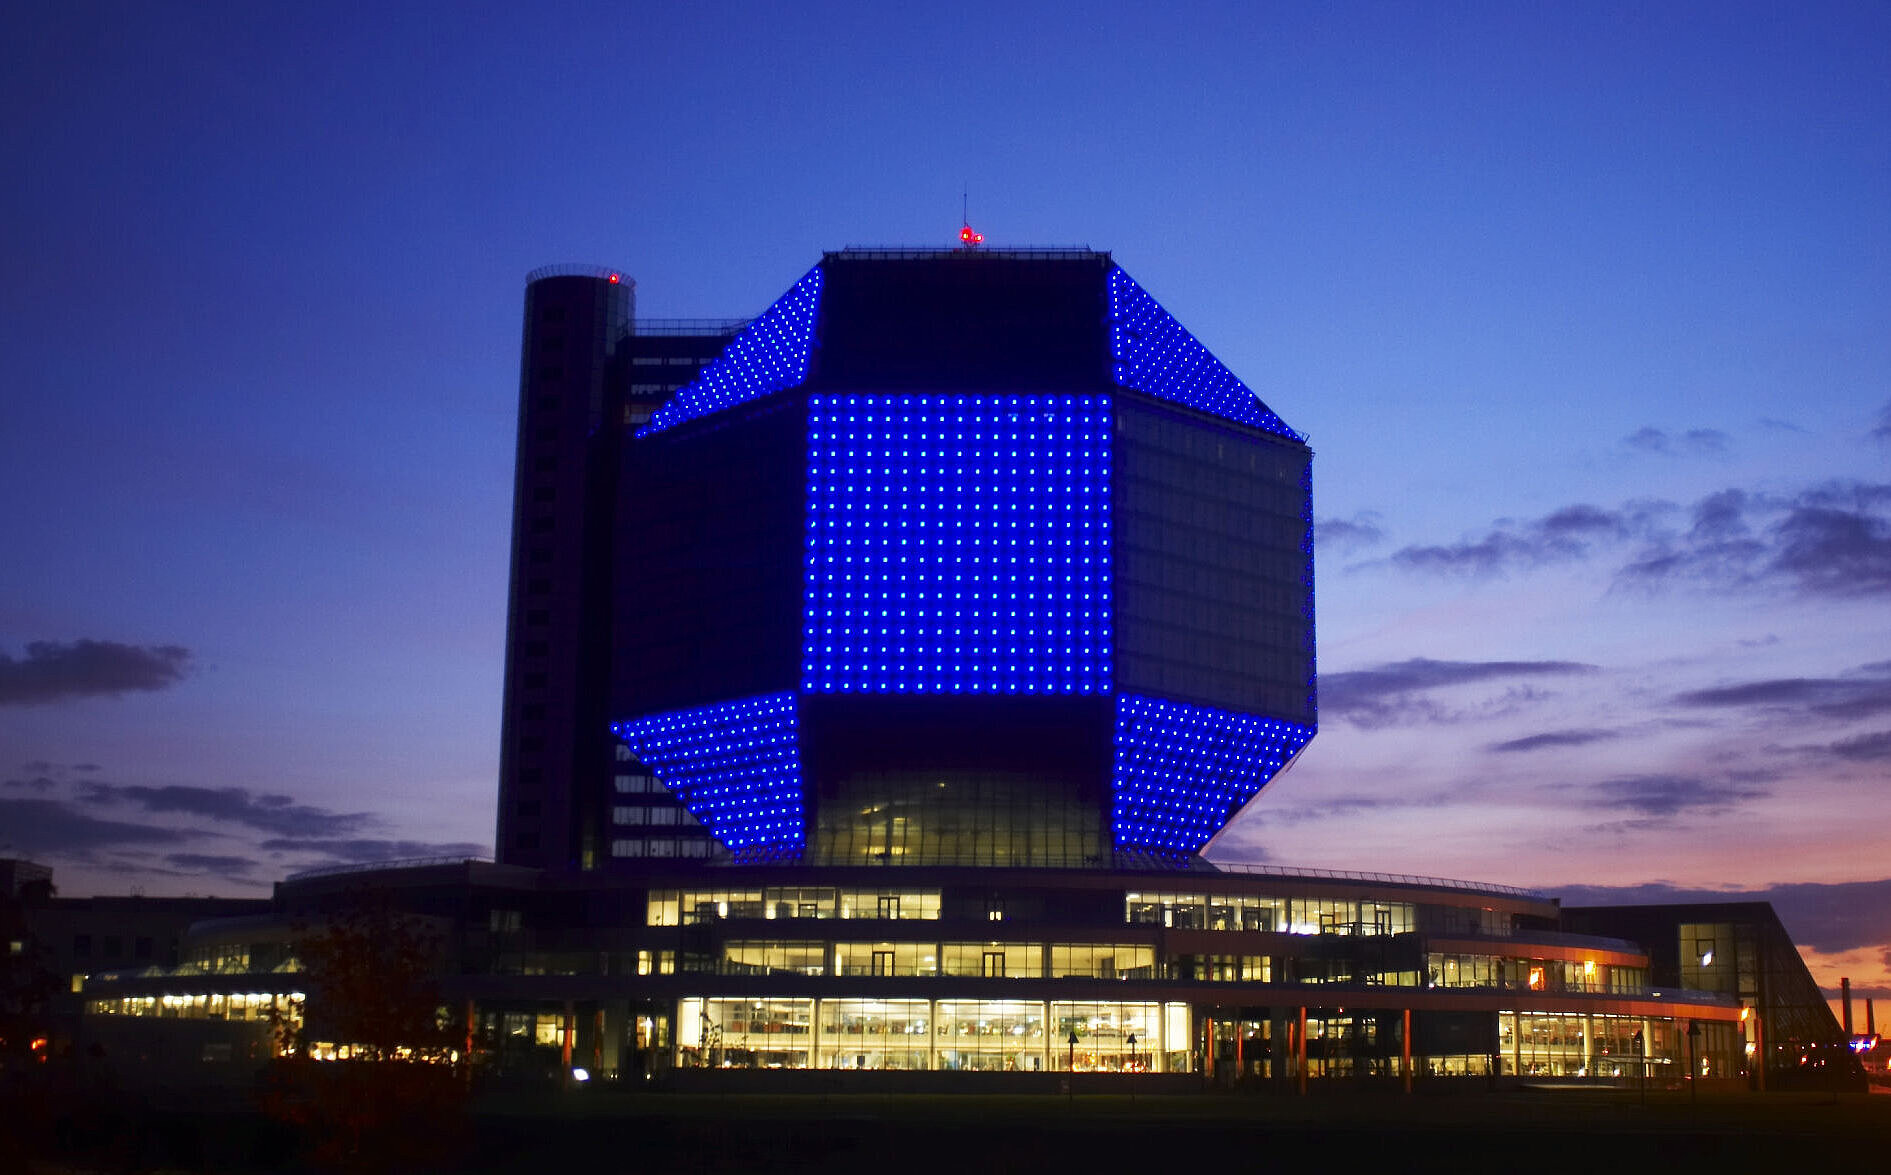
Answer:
959, 187, 983, 249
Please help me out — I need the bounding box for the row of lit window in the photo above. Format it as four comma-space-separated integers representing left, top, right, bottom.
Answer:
1125, 894, 1418, 936
715, 941, 1163, 981
646, 888, 944, 926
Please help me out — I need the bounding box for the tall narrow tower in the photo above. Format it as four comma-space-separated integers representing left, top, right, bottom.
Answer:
495, 268, 633, 869
497, 267, 745, 871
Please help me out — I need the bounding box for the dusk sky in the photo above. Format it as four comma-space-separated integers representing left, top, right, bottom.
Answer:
4, 4, 1888, 1003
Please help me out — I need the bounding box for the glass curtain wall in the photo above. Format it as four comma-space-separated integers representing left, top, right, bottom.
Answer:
677, 997, 1192, 1072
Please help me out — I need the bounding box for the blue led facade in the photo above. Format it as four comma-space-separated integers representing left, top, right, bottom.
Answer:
611, 693, 803, 855
613, 252, 1317, 866
1112, 694, 1315, 855
1299, 460, 1318, 721
1107, 266, 1302, 442
802, 394, 1113, 694
638, 267, 823, 437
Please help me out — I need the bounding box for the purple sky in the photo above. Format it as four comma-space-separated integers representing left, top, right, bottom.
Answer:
3, 4, 1888, 1001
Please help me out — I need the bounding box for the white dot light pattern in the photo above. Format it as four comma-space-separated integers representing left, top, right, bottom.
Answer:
1299, 461, 1318, 720
802, 393, 1113, 695
610, 693, 803, 855
1107, 267, 1302, 442
1112, 693, 1315, 855
637, 267, 824, 437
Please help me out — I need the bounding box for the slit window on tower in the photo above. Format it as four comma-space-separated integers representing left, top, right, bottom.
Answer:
802, 393, 1113, 695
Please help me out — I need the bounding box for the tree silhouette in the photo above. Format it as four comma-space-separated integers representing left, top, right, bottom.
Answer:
263, 893, 466, 1172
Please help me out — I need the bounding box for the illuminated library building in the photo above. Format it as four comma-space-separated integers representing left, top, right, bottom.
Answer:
72, 248, 1860, 1090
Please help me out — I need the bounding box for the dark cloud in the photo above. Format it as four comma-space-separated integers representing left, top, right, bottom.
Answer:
1672, 663, 1891, 722
1390, 501, 1669, 578
1315, 512, 1385, 553
1488, 728, 1622, 753
0, 798, 191, 855
1558, 878, 1891, 957
2, 775, 57, 792
164, 853, 260, 875
1872, 401, 1891, 445
257, 837, 490, 862
1768, 503, 1891, 597
0, 640, 191, 706
1388, 479, 1891, 598
1586, 774, 1768, 818
1321, 658, 1597, 728
1827, 730, 1891, 762
1621, 481, 1891, 598
78, 783, 372, 838
1622, 427, 1729, 455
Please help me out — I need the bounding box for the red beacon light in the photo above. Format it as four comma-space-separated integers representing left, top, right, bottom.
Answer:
959, 224, 984, 248
608, 273, 621, 284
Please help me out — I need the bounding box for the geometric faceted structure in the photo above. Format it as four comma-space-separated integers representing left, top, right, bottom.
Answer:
612, 249, 1314, 867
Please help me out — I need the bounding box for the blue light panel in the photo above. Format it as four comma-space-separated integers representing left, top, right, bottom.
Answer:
1112, 693, 1315, 854
1107, 267, 1302, 442
1300, 460, 1318, 720
611, 693, 803, 855
638, 267, 824, 436
803, 393, 1113, 694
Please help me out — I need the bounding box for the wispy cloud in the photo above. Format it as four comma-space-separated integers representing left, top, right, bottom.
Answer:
1387, 480, 1891, 598
1391, 502, 1667, 577
256, 837, 490, 863
164, 852, 261, 875
1586, 773, 1768, 818
1321, 657, 1597, 728
0, 798, 192, 855
1315, 512, 1386, 553
1623, 426, 1730, 456
1488, 728, 1622, 753
1822, 730, 1891, 762
78, 783, 373, 838
0, 640, 190, 706
1672, 662, 1891, 722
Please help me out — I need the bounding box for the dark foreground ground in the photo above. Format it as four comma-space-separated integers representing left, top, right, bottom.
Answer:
9, 1085, 1890, 1174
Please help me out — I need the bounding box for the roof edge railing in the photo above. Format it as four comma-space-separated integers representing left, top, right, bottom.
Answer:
284, 854, 495, 883
829, 246, 1105, 261
526, 263, 627, 283
1204, 860, 1550, 900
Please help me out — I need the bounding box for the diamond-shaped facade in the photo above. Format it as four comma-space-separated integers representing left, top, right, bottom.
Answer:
613, 249, 1314, 864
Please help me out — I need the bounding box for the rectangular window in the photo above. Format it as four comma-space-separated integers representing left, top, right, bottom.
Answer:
942, 943, 1038, 978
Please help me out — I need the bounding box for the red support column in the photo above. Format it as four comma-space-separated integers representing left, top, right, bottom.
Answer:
561, 1000, 574, 1075
1296, 1007, 1308, 1095
1402, 1007, 1413, 1093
